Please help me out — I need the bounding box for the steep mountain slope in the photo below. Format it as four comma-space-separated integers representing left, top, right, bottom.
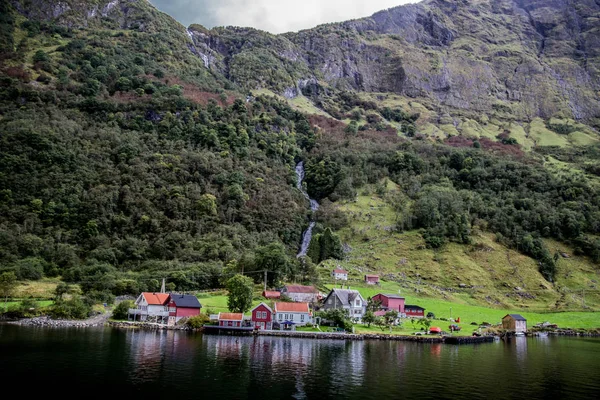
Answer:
189, 0, 600, 126
0, 0, 599, 311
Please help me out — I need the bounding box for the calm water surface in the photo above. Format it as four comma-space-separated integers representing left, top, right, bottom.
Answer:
1, 324, 598, 399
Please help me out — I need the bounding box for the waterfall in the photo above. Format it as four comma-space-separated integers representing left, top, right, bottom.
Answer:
295, 161, 319, 257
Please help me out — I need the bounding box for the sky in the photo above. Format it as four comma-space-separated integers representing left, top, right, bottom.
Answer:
149, 0, 416, 34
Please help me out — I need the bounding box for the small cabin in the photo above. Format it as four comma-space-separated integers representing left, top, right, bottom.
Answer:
262, 290, 281, 300
251, 303, 273, 330
364, 274, 380, 285
404, 305, 425, 318
332, 268, 348, 281
502, 314, 527, 334
372, 293, 405, 313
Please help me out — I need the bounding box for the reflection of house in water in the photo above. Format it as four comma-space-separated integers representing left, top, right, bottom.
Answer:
126, 329, 171, 383
211, 336, 245, 360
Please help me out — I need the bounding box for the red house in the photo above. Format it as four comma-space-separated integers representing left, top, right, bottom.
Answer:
372, 293, 405, 313
218, 313, 244, 327
167, 294, 202, 324
251, 302, 273, 330
405, 305, 425, 318
365, 274, 380, 285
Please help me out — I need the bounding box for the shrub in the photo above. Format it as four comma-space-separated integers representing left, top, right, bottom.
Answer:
186, 314, 209, 329
49, 297, 91, 319
112, 300, 133, 320
426, 312, 436, 319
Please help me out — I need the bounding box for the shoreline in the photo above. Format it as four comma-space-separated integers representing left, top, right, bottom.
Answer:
5, 318, 600, 343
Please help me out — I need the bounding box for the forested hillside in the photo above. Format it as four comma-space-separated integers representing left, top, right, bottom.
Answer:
0, 0, 599, 310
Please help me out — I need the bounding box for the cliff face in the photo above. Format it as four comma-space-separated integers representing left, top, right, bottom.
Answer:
188, 0, 600, 122
9, 0, 600, 124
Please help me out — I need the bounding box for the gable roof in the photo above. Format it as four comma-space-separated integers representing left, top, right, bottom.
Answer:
142, 292, 170, 305
376, 293, 404, 300
252, 302, 273, 313
504, 314, 526, 321
283, 285, 318, 294
169, 294, 201, 308
274, 302, 310, 313
262, 290, 281, 299
325, 288, 365, 307
365, 274, 379, 279
405, 305, 425, 310
333, 269, 348, 274
218, 312, 244, 321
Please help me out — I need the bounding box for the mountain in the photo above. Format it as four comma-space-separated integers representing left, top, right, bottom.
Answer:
0, 0, 599, 311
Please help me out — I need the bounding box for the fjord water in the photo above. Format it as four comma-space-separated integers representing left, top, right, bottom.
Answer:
1, 325, 599, 398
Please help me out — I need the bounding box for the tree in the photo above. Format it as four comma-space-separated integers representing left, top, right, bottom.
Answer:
317, 309, 353, 331
54, 282, 71, 301
112, 300, 133, 320
419, 317, 432, 332
362, 310, 376, 328
226, 274, 253, 313
0, 272, 17, 312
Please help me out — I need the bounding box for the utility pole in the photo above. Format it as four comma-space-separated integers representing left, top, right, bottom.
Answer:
582, 289, 585, 308
264, 270, 267, 292
160, 278, 166, 293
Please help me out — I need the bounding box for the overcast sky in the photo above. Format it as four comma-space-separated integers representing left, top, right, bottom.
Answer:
149, 0, 416, 34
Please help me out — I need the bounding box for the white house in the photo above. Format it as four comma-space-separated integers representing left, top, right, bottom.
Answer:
273, 302, 312, 329
321, 288, 366, 322
128, 292, 170, 323
280, 285, 321, 303
331, 268, 348, 281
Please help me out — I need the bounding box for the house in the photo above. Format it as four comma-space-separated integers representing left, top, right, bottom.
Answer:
404, 305, 425, 318
281, 285, 321, 303
128, 292, 170, 323
321, 288, 366, 321
251, 302, 273, 330
273, 302, 312, 329
372, 293, 405, 314
331, 268, 348, 281
262, 290, 281, 300
365, 274, 380, 285
167, 294, 202, 325
218, 312, 245, 328
502, 314, 527, 334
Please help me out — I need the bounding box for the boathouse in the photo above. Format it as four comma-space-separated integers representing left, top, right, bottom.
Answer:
502, 314, 527, 334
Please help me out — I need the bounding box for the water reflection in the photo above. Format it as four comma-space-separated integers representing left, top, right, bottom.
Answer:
2, 326, 599, 399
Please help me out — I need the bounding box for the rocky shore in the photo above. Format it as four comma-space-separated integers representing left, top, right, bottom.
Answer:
107, 320, 190, 330
10, 314, 108, 328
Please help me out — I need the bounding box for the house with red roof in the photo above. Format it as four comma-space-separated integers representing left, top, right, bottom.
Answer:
129, 292, 170, 323
273, 302, 312, 329
218, 312, 245, 328
262, 290, 281, 300
251, 302, 273, 330
281, 285, 321, 303
331, 268, 348, 281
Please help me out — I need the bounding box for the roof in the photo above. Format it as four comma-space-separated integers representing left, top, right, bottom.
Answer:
274, 302, 310, 313
325, 288, 365, 307
405, 305, 425, 310
333, 269, 348, 274
169, 294, 201, 308
262, 290, 281, 298
142, 292, 170, 305
218, 313, 244, 321
376, 293, 404, 300
365, 274, 379, 279
283, 285, 318, 294
504, 314, 527, 321
252, 302, 273, 313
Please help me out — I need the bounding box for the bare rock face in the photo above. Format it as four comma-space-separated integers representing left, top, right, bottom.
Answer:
11, 0, 600, 122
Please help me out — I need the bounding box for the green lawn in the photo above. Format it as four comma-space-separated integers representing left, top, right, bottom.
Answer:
323, 282, 600, 330
196, 292, 266, 314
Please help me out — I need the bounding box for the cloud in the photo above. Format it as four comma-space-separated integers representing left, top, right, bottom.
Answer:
149, 0, 416, 33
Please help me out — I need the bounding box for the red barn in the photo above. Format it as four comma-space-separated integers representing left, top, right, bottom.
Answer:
167, 294, 202, 324
372, 293, 405, 313
405, 305, 425, 318
365, 274, 380, 285
251, 302, 273, 330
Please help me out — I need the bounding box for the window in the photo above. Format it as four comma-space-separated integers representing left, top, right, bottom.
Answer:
262, 311, 267, 319
355, 300, 360, 306
301, 314, 305, 322
278, 313, 283, 321
328, 299, 332, 305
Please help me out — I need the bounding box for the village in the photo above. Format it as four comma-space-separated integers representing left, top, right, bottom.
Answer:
125, 268, 530, 340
